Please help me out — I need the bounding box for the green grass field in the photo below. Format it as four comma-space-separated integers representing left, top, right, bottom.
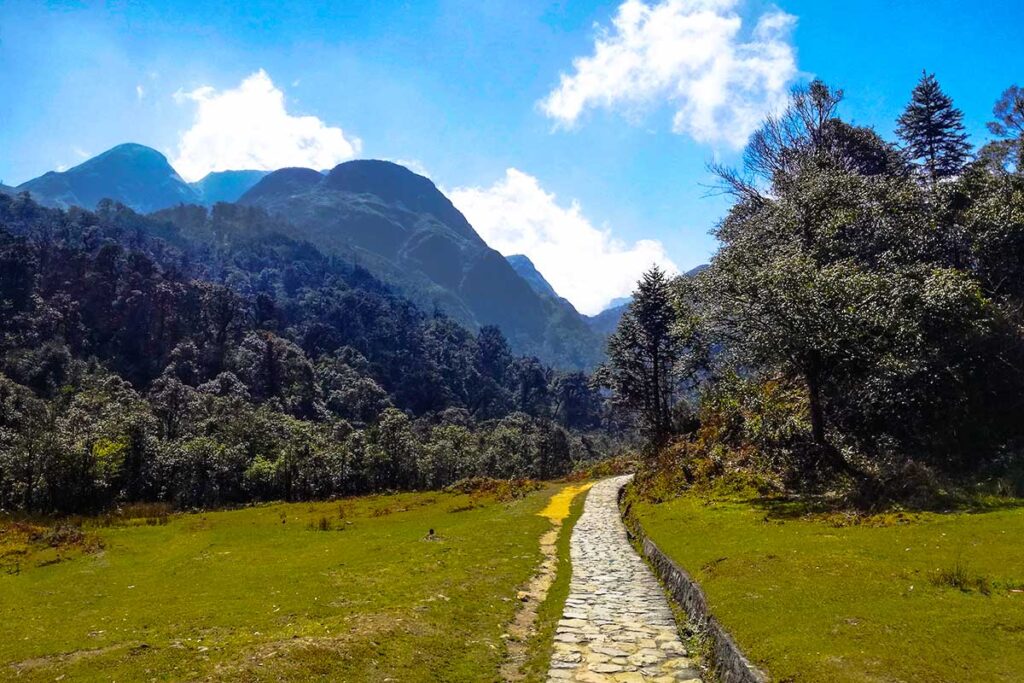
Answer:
631, 490, 1024, 682
0, 485, 565, 682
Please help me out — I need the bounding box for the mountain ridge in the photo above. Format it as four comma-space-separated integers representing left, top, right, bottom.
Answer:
192, 169, 269, 204
10, 144, 634, 368
236, 160, 605, 369
17, 143, 200, 212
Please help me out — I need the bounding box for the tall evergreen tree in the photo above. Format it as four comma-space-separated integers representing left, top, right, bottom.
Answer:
896, 72, 972, 183
600, 267, 686, 447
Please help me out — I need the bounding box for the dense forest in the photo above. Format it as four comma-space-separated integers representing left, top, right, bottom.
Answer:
606, 76, 1024, 505
0, 195, 614, 513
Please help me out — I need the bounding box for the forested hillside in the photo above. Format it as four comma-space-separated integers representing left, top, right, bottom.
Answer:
11, 150, 608, 370
0, 194, 613, 514
239, 161, 606, 369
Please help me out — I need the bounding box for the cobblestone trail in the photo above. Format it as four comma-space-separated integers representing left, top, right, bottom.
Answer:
547, 476, 702, 683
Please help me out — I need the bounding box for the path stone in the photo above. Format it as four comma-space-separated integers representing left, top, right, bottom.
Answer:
547, 476, 702, 682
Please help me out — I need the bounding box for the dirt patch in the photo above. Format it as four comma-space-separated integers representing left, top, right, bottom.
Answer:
445, 477, 544, 502
499, 483, 592, 681
8, 643, 133, 673
1, 521, 104, 572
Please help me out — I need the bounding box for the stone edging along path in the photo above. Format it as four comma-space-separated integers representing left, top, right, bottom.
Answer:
618, 485, 770, 683
547, 475, 703, 682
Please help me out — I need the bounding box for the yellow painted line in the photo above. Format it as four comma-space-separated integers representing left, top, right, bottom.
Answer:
538, 482, 594, 522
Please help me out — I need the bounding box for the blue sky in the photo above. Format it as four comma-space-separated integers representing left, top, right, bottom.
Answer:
2, 0, 1022, 313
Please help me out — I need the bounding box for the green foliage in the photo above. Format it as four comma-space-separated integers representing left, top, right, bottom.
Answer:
598, 266, 704, 446
981, 84, 1024, 171
0, 193, 616, 513
611, 78, 1024, 503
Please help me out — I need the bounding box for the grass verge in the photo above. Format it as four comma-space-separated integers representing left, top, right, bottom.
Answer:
520, 484, 590, 682
1, 485, 564, 682
630, 489, 1024, 683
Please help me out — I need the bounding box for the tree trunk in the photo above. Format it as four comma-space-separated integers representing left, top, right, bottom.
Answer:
805, 367, 827, 447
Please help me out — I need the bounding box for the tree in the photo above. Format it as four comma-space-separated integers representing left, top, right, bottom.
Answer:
420, 424, 477, 489
550, 371, 601, 430
715, 80, 906, 201
508, 356, 551, 417
600, 266, 691, 446
703, 79, 1017, 482
365, 408, 419, 490
981, 85, 1024, 171
0, 190, 613, 512
896, 72, 972, 184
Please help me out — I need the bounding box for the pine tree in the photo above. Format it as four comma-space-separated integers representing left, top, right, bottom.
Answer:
600, 266, 686, 447
896, 72, 972, 183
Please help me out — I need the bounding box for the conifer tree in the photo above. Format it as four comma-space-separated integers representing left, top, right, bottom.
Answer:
896, 72, 972, 183
600, 267, 686, 447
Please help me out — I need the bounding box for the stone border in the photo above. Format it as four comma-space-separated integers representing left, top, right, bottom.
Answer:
619, 487, 770, 683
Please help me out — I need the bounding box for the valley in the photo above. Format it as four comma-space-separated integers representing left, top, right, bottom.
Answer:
4, 4, 1024, 680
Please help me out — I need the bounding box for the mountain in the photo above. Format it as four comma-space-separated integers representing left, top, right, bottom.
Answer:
586, 301, 630, 336
191, 170, 269, 205
506, 254, 560, 300
605, 296, 632, 309
0, 183, 15, 196
17, 143, 199, 212
13, 148, 607, 367
240, 160, 605, 369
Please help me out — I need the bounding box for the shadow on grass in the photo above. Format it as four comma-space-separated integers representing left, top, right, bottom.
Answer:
706, 491, 1024, 525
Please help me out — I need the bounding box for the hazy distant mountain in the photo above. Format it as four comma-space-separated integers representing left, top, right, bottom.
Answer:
506, 254, 588, 335
586, 302, 629, 336
240, 160, 605, 369
0, 183, 15, 196
17, 143, 199, 212
191, 170, 269, 205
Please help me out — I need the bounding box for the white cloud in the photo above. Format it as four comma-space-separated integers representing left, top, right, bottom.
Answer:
449, 169, 678, 315
136, 84, 145, 101
171, 69, 361, 181
390, 158, 432, 179
540, 0, 798, 149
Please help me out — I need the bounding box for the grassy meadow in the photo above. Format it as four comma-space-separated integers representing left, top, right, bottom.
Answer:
631, 490, 1024, 683
0, 484, 572, 682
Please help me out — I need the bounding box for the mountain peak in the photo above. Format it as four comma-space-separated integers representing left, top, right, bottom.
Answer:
17, 143, 198, 212
99, 142, 168, 158
325, 160, 475, 236
79, 143, 180, 177
239, 161, 603, 368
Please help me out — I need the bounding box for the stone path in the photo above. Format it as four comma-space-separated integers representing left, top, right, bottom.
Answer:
547, 476, 702, 682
